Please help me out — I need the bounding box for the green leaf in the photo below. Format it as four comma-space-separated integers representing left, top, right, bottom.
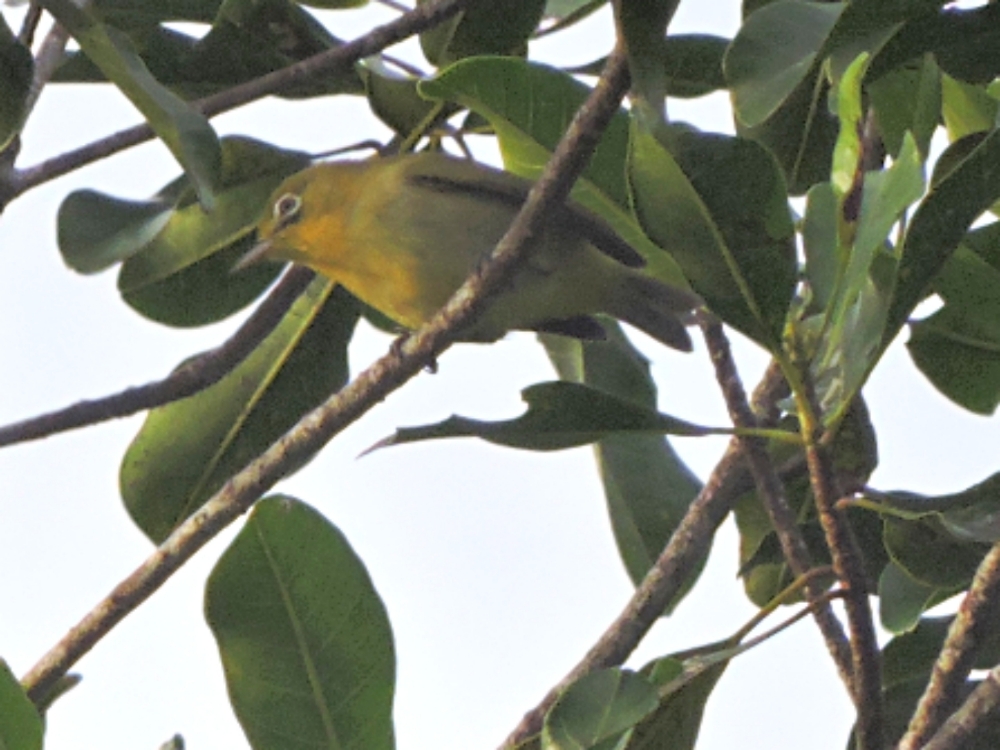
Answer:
660, 35, 729, 99
57, 192, 173, 274
885, 125, 1000, 346
614, 0, 680, 125
567, 35, 729, 100
814, 133, 925, 419
120, 280, 359, 543
627, 652, 727, 750
907, 246, 1000, 415
206, 496, 395, 750
420, 57, 689, 288
0, 16, 33, 151
542, 327, 703, 594
628, 123, 796, 347
52, 6, 363, 100
117, 136, 312, 326
802, 181, 839, 310
735, 61, 838, 195
883, 516, 987, 590
542, 669, 658, 750
39, 0, 222, 208
370, 381, 722, 454
868, 55, 941, 158
0, 661, 42, 750
725, 0, 843, 127
940, 75, 998, 142
878, 561, 953, 635
829, 52, 870, 200
418, 0, 545, 67
362, 64, 441, 137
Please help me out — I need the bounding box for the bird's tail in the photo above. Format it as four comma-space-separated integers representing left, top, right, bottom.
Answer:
611, 272, 701, 351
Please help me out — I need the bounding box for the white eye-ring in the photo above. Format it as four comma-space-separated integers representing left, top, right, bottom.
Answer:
273, 193, 302, 224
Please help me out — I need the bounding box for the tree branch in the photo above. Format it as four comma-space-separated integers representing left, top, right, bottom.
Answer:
699, 315, 855, 694
0, 268, 314, 448
9, 0, 476, 197
21, 43, 634, 709
500, 359, 790, 748
798, 378, 883, 750
920, 669, 1000, 750
898, 541, 1000, 750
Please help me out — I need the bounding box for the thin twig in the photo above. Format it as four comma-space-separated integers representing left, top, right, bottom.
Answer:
500, 360, 790, 748
699, 315, 855, 694
0, 268, 314, 447
798, 378, 883, 750
898, 542, 1000, 750
920, 669, 1000, 750
21, 42, 634, 709
17, 2, 44, 46
9, 0, 475, 197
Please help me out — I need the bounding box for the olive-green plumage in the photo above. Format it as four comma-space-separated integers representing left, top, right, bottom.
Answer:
242, 152, 699, 350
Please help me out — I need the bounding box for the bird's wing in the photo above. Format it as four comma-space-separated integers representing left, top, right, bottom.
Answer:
405, 160, 647, 268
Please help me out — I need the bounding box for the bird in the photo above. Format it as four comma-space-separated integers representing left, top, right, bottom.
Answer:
238, 151, 699, 350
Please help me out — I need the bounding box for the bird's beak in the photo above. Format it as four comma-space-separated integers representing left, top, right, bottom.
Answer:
232, 236, 273, 273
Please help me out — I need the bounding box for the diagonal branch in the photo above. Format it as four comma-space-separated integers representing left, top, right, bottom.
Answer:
499, 359, 790, 748
920, 668, 1000, 750
0, 268, 314, 448
798, 378, 883, 750
898, 541, 1000, 750
9, 0, 476, 197
700, 316, 855, 694
20, 44, 634, 708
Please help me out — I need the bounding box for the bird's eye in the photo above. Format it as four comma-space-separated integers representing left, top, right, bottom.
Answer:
273, 193, 302, 225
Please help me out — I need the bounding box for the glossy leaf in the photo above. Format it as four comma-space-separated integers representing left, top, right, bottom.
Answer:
121, 280, 359, 542
569, 35, 728, 100
814, 133, 925, 419
883, 516, 987, 590
542, 669, 658, 750
908, 247, 1000, 415
614, 0, 680, 124
878, 561, 953, 634
885, 125, 1000, 346
626, 652, 727, 750
40, 0, 222, 208
53, 7, 363, 100
362, 64, 441, 137
117, 136, 312, 326
420, 57, 689, 288
0, 661, 42, 750
0, 17, 33, 151
802, 181, 838, 310
940, 75, 997, 142
725, 0, 843, 128
206, 496, 395, 750
57, 192, 172, 274
542, 327, 703, 593
370, 381, 723, 454
868, 54, 941, 158
735, 61, 839, 195
628, 124, 796, 346
419, 0, 545, 67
